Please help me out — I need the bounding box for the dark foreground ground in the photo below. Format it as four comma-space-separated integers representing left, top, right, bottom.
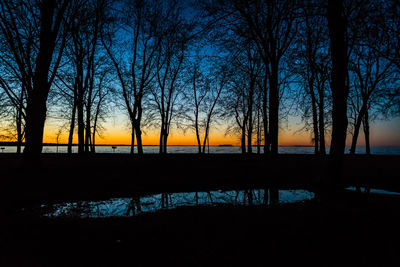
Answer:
2, 192, 400, 266
1, 154, 400, 266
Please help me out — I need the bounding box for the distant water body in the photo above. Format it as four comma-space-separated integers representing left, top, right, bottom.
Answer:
1, 145, 400, 155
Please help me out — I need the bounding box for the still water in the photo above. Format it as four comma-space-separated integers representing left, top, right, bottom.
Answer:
38, 189, 315, 218
2, 145, 400, 154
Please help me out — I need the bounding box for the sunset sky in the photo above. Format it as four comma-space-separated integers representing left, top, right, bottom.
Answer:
41, 113, 400, 147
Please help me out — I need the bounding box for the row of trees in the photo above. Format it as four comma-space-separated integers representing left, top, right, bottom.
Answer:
0, 0, 398, 156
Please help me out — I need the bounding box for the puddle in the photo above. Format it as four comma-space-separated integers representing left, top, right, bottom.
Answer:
345, 186, 400, 196
35, 189, 315, 218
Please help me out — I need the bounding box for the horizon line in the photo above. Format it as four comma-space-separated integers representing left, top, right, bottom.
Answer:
0, 142, 399, 148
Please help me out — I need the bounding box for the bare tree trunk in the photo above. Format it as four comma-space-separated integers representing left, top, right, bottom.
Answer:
24, 83, 49, 156
363, 110, 370, 155
195, 117, 202, 153
328, 0, 349, 158
247, 79, 255, 154
256, 106, 261, 154
202, 127, 209, 154
16, 85, 25, 154
163, 132, 168, 154
85, 96, 92, 153
241, 124, 246, 154
85, 109, 91, 153
318, 93, 326, 155
269, 62, 279, 156
16, 109, 23, 154
327, 0, 348, 192
77, 98, 85, 154
130, 123, 135, 154
91, 126, 96, 153
68, 102, 76, 154
135, 104, 144, 154
135, 124, 143, 154
309, 76, 319, 154
92, 95, 103, 154
262, 74, 270, 155
23, 0, 70, 156
349, 104, 367, 154
159, 127, 164, 154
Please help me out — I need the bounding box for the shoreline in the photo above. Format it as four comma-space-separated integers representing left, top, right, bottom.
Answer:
1, 153, 399, 205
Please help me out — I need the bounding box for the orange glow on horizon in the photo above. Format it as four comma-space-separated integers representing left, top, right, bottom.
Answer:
3, 117, 398, 147
41, 128, 317, 146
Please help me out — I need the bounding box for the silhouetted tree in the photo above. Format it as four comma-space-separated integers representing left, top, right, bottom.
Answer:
327, 0, 349, 158
293, 2, 330, 154
348, 44, 393, 155
0, 1, 35, 153
368, 0, 400, 116
150, 1, 193, 154
0, 72, 26, 153
225, 41, 262, 154
68, 1, 102, 154
102, 0, 163, 154
232, 0, 298, 156
0, 0, 74, 156
186, 58, 227, 153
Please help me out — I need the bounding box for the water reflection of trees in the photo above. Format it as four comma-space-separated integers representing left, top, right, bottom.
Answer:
126, 196, 141, 216
40, 189, 301, 218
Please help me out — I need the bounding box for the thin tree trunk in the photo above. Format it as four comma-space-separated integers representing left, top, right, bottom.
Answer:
77, 99, 85, 154
269, 62, 279, 156
163, 132, 168, 154
195, 117, 202, 153
241, 124, 246, 154
16, 110, 23, 154
68, 102, 76, 154
91, 129, 96, 153
363, 109, 370, 155
309, 76, 319, 154
349, 104, 366, 154
16, 86, 24, 154
262, 69, 270, 155
256, 106, 261, 154
85, 96, 92, 153
247, 79, 255, 154
202, 127, 209, 154
135, 125, 143, 155
318, 93, 326, 155
85, 111, 91, 153
130, 123, 135, 155
159, 127, 164, 154
263, 98, 270, 154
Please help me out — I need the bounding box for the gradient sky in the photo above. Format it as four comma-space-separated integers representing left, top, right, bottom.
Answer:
41, 113, 400, 147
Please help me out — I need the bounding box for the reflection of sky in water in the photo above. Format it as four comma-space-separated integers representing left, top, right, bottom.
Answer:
42, 189, 315, 218
345, 186, 400, 196
2, 145, 400, 154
